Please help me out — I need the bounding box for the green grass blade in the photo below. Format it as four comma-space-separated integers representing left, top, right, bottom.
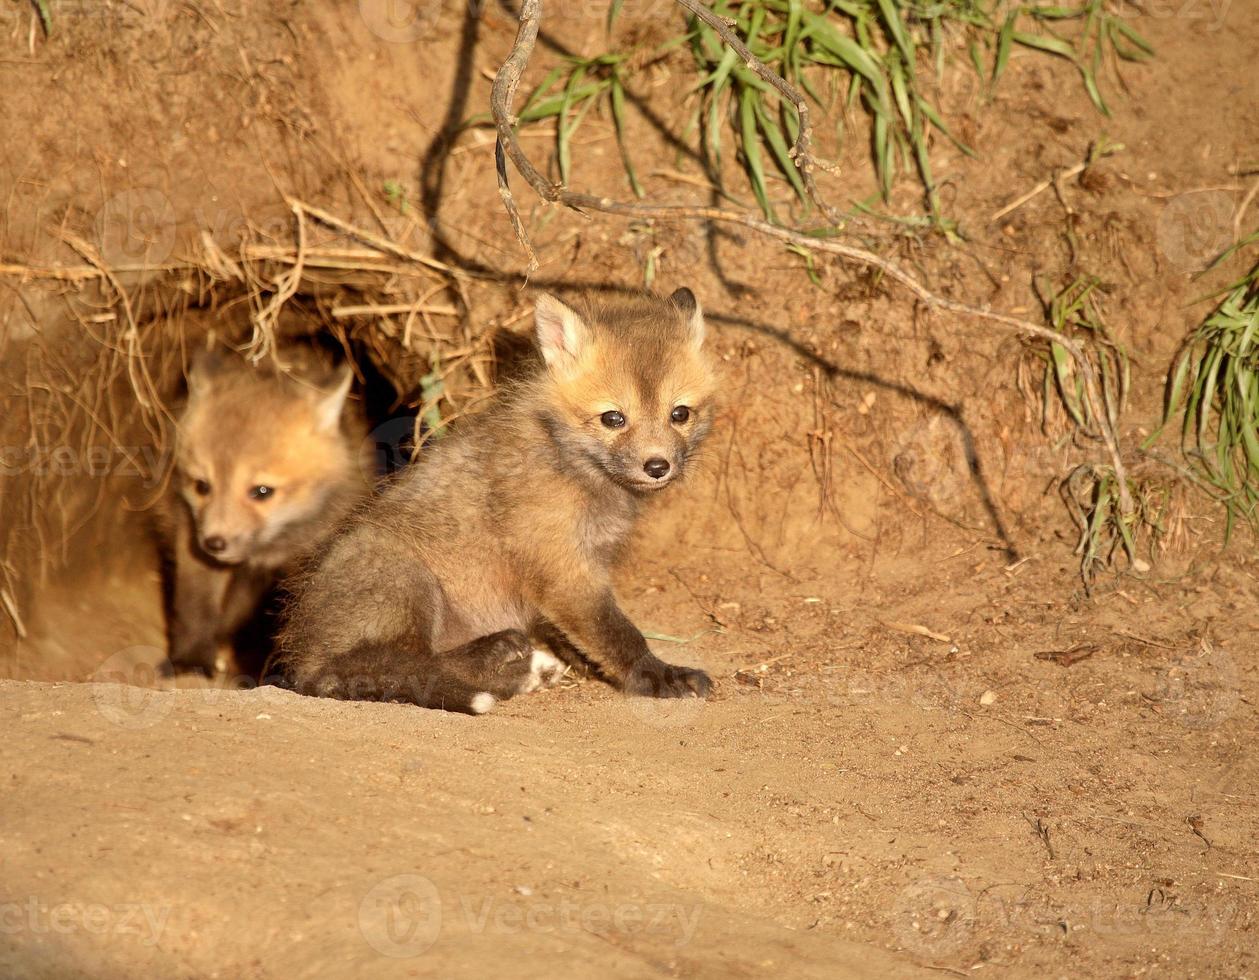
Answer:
800, 15, 888, 100
1051, 342, 1086, 427
876, 0, 915, 65
968, 40, 984, 80
918, 98, 976, 156
889, 56, 914, 132
1108, 18, 1154, 61
556, 65, 590, 185
34, 0, 52, 35
1196, 344, 1225, 450
1082, 49, 1109, 115
606, 0, 625, 34
1162, 351, 1193, 425
1011, 30, 1079, 62
786, 243, 823, 286
993, 11, 1016, 83
1031, 6, 1091, 19
757, 101, 807, 203
740, 87, 772, 217
873, 111, 892, 198
609, 77, 644, 198
519, 63, 571, 118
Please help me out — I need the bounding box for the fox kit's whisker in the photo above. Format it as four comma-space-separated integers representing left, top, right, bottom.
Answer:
280, 288, 719, 713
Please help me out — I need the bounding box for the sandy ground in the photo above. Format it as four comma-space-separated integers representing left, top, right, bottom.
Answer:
3, 549, 1256, 978
1, 681, 929, 980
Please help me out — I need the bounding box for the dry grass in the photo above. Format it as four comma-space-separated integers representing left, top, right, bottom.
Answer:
0, 201, 493, 637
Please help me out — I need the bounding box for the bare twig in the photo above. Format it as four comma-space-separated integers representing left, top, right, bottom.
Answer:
495, 138, 541, 275
0, 261, 187, 282
991, 162, 1087, 223
331, 303, 460, 318
488, 0, 1134, 515
491, 0, 554, 204
1024, 813, 1056, 861
1187, 813, 1212, 849
1234, 176, 1259, 244
0, 586, 26, 640
490, 0, 548, 274
59, 230, 162, 424
290, 199, 461, 277
248, 200, 307, 362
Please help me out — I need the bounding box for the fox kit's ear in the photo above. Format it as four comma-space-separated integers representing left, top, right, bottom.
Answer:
313, 363, 353, 433
670, 287, 705, 350
186, 349, 227, 402
535, 293, 590, 373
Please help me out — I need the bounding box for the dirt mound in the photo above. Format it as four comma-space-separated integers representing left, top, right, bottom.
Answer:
2, 680, 924, 979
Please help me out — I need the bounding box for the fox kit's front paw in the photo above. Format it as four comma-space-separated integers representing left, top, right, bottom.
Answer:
623, 659, 712, 699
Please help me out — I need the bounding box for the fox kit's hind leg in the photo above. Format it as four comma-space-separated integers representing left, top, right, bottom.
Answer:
283, 541, 564, 714
303, 643, 498, 714
295, 629, 561, 715
439, 630, 567, 696
296, 631, 562, 714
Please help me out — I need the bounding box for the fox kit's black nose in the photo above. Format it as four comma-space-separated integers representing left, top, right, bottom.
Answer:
643, 458, 671, 480
203, 535, 227, 554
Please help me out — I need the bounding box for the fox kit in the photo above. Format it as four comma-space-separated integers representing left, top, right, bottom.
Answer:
280, 288, 716, 713
164, 350, 367, 676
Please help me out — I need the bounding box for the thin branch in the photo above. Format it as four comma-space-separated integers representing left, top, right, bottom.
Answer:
488, 0, 1134, 514
491, 0, 553, 200
672, 0, 843, 225
991, 162, 1087, 223
490, 0, 549, 273
290, 199, 462, 277
495, 137, 540, 274
1233, 175, 1259, 244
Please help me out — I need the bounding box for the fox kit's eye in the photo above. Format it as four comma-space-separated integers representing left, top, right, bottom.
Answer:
249, 485, 275, 501
193, 479, 211, 496
670, 405, 692, 424
600, 410, 626, 429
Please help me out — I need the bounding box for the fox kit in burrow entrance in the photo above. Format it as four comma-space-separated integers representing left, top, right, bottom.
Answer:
164, 351, 368, 676
280, 288, 717, 714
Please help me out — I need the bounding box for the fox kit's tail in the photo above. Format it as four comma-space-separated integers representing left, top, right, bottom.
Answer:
288, 630, 567, 715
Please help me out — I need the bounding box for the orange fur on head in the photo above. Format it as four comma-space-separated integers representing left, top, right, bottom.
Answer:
530, 289, 716, 494
175, 355, 360, 565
